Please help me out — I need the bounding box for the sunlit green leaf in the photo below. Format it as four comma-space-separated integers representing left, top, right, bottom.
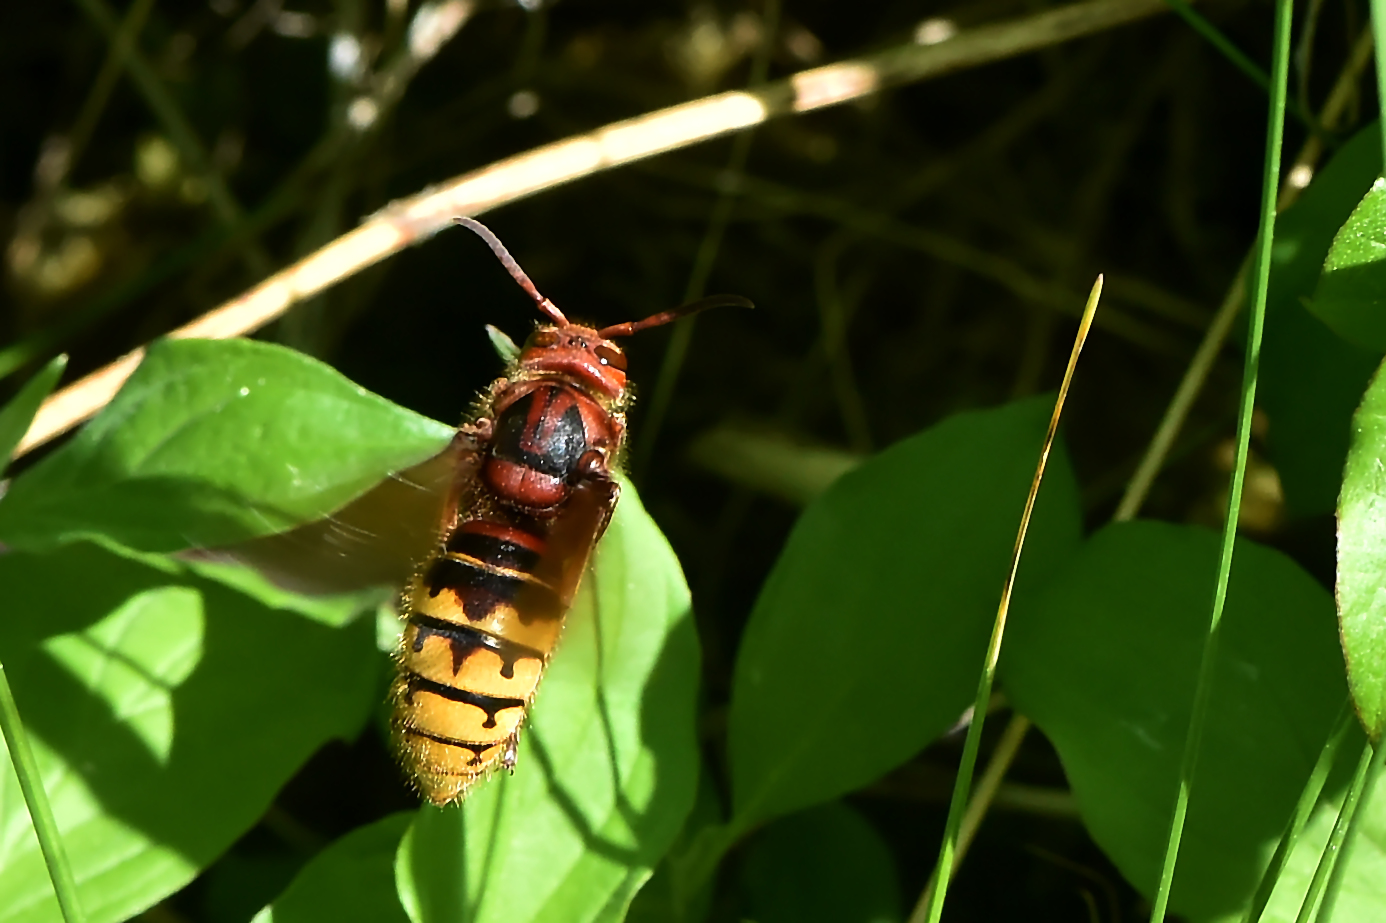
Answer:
1257, 752, 1383, 923
0, 355, 66, 472
625, 764, 721, 923
1339, 357, 1386, 742
1312, 179, 1386, 352
1261, 122, 1384, 517
394, 483, 700, 923
0, 541, 379, 923
252, 813, 414, 923
0, 338, 453, 553
1002, 521, 1346, 922
740, 801, 901, 923
727, 396, 1082, 836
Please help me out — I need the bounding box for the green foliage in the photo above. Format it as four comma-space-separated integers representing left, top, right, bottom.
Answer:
0, 356, 66, 469
1313, 179, 1386, 352
393, 484, 701, 923
1002, 521, 1347, 922
739, 802, 901, 923
1339, 358, 1386, 743
252, 813, 414, 923
1258, 748, 1385, 923
727, 396, 1082, 836
1261, 124, 1386, 518
0, 541, 379, 923
0, 339, 452, 553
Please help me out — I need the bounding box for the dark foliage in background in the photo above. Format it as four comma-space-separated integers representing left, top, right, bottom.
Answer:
1, 0, 1369, 919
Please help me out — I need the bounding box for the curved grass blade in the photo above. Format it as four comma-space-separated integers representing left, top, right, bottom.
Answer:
1240, 700, 1357, 923
913, 275, 1102, 923
0, 355, 84, 922
1147, 1, 1293, 918
0, 666, 86, 923
0, 356, 67, 467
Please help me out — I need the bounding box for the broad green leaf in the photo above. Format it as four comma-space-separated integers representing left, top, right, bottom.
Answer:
0, 541, 379, 923
1257, 750, 1384, 923
1339, 357, 1386, 741
1002, 521, 1346, 922
625, 763, 722, 923
1261, 123, 1384, 517
727, 396, 1082, 835
0, 355, 66, 470
1312, 179, 1386, 351
739, 801, 901, 923
252, 813, 414, 923
394, 483, 700, 923
0, 338, 453, 553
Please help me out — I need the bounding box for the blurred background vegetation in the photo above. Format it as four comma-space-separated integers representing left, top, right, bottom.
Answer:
0, 0, 1367, 919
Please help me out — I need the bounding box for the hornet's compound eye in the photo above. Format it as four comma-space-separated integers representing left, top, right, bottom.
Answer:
594, 344, 627, 371
527, 329, 560, 349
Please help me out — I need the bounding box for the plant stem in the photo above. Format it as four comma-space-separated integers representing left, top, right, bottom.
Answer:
1240, 699, 1357, 923
0, 662, 86, 923
1373, 0, 1386, 167
1291, 738, 1379, 922
1146, 0, 1292, 917
1314, 737, 1386, 921
912, 277, 1103, 923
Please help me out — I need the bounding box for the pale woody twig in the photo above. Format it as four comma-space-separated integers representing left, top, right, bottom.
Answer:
14, 0, 1170, 458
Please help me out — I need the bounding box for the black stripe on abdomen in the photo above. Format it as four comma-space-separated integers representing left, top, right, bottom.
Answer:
404, 674, 525, 729
409, 614, 544, 679
423, 555, 562, 622
403, 727, 497, 767
444, 530, 541, 573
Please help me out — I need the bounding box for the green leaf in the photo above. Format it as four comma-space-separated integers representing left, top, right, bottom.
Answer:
0, 355, 66, 472
1312, 178, 1386, 352
1261, 122, 1384, 517
1258, 751, 1384, 923
393, 482, 700, 923
0, 339, 453, 553
252, 813, 414, 923
1001, 521, 1346, 922
625, 763, 722, 923
727, 396, 1082, 835
0, 541, 380, 923
739, 801, 901, 923
1339, 357, 1386, 742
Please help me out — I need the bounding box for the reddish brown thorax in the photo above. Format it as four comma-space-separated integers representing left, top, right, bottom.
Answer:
516, 324, 628, 402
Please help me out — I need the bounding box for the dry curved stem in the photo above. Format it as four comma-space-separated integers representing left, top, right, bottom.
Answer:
13, 0, 1172, 459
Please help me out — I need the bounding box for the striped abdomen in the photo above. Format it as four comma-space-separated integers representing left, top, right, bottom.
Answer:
393, 519, 564, 804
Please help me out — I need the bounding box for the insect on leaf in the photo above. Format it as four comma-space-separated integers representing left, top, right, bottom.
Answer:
394, 482, 701, 923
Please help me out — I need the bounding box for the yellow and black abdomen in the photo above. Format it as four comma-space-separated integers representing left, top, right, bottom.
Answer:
393, 519, 564, 804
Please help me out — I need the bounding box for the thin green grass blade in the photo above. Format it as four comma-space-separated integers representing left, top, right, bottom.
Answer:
0, 355, 67, 464
1373, 0, 1386, 164
0, 356, 86, 921
0, 664, 87, 923
1313, 739, 1386, 921
1146, 1, 1293, 920
912, 277, 1102, 923
1289, 740, 1380, 922
1240, 699, 1356, 923
1162, 0, 1313, 129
